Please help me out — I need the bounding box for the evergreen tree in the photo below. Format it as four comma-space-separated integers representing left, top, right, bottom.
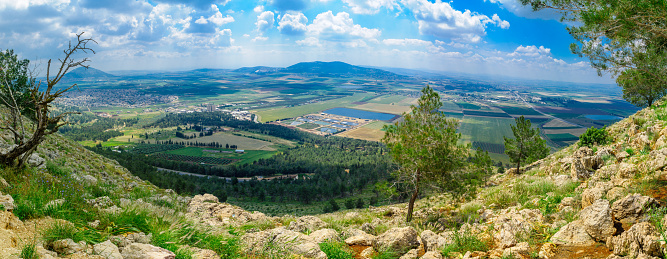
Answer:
504, 116, 549, 173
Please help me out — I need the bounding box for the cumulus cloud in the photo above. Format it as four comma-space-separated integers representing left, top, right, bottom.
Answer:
510, 45, 551, 57
151, 0, 231, 10
278, 12, 308, 36
484, 0, 560, 20
402, 0, 509, 43
383, 38, 431, 47
306, 11, 381, 43
256, 11, 275, 34
342, 0, 398, 15
272, 0, 307, 11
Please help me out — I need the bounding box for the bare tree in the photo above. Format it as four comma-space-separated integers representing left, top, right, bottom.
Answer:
0, 32, 96, 167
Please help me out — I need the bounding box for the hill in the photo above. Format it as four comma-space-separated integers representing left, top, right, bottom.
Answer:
234, 61, 408, 80
61, 67, 116, 81
1, 99, 667, 258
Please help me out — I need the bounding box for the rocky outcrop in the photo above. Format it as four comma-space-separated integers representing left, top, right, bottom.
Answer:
308, 228, 340, 243
550, 220, 596, 246
0, 191, 14, 211
421, 230, 450, 252
187, 194, 269, 227
51, 239, 87, 255
611, 194, 659, 223
607, 222, 663, 258
579, 199, 616, 241
581, 182, 612, 208
241, 227, 326, 259
372, 227, 420, 255
93, 241, 122, 259
288, 216, 328, 233
121, 243, 176, 259
490, 208, 543, 249
110, 232, 151, 248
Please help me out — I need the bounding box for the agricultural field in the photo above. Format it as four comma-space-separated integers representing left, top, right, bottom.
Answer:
459, 117, 516, 145
160, 147, 277, 165
353, 103, 411, 115
254, 93, 375, 122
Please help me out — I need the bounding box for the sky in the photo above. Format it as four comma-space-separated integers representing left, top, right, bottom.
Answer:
0, 0, 617, 84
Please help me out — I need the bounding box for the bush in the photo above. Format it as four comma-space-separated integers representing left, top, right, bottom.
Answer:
344, 199, 355, 210
319, 241, 355, 259
579, 126, 610, 147
355, 198, 364, 209
323, 199, 340, 213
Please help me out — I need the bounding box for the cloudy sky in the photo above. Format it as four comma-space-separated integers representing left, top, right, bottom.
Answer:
0, 0, 615, 83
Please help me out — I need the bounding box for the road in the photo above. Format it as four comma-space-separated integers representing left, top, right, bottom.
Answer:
156, 167, 300, 182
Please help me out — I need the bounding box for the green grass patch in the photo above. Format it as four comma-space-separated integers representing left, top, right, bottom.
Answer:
319, 241, 355, 259
459, 117, 515, 145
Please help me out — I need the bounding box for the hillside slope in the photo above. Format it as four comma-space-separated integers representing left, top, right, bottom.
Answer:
1, 99, 667, 259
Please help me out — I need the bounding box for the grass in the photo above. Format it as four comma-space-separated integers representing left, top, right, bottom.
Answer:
459, 117, 516, 145
441, 230, 489, 257
482, 178, 580, 210
20, 243, 38, 259
256, 93, 374, 122
319, 241, 355, 259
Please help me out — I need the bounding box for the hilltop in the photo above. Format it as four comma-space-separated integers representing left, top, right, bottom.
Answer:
234, 61, 408, 80
61, 67, 117, 81
1, 97, 667, 259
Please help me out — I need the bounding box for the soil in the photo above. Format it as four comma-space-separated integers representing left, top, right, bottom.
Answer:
552, 244, 612, 259
349, 245, 371, 259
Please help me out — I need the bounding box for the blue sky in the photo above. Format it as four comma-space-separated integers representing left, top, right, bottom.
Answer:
0, 0, 615, 83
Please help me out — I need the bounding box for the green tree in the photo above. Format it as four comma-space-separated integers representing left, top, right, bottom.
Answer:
382, 86, 472, 222
520, 0, 667, 107
355, 198, 364, 209
504, 116, 549, 173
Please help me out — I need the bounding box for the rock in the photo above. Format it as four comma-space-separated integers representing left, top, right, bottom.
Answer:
81, 174, 98, 186
574, 147, 594, 157
399, 249, 419, 259
308, 228, 340, 243
655, 136, 667, 149
421, 251, 443, 259
86, 196, 114, 209
550, 220, 596, 246
187, 247, 218, 259
51, 239, 85, 255
491, 208, 543, 249
421, 230, 450, 252
360, 247, 376, 259
187, 193, 268, 227
616, 163, 638, 179
345, 232, 376, 246
553, 175, 571, 186
606, 187, 626, 201
288, 216, 328, 233
611, 194, 659, 223
462, 251, 487, 259
581, 182, 612, 208
607, 222, 663, 258
241, 227, 326, 259
121, 243, 175, 259
571, 160, 592, 181
616, 151, 630, 161
0, 177, 10, 188
0, 192, 15, 211
579, 199, 616, 242
93, 240, 122, 259
373, 227, 420, 255
539, 243, 557, 259
504, 242, 530, 258
596, 147, 615, 157
558, 197, 577, 211
27, 153, 45, 168
361, 223, 375, 234
110, 232, 152, 247
345, 212, 360, 219
88, 220, 101, 228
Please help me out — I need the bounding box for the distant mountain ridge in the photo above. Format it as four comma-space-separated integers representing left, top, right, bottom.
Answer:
62, 67, 116, 81
234, 61, 408, 80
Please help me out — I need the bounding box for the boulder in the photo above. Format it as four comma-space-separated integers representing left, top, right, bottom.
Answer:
611, 194, 659, 223
241, 227, 326, 259
86, 196, 114, 209
0, 192, 15, 211
421, 251, 443, 259
491, 208, 543, 249
191, 248, 219, 259
288, 216, 328, 233
187, 193, 268, 227
606, 187, 626, 201
373, 227, 420, 255
573, 147, 594, 157
539, 243, 557, 259
359, 247, 376, 259
503, 242, 530, 259
607, 222, 663, 258
399, 249, 419, 259
361, 223, 375, 234
571, 160, 592, 181
27, 153, 45, 168
93, 240, 122, 259
121, 243, 175, 259
51, 239, 86, 255
308, 228, 340, 243
81, 174, 98, 186
616, 151, 630, 161
558, 197, 577, 211
110, 232, 151, 248
549, 220, 596, 246
616, 163, 638, 179
579, 199, 616, 241
345, 233, 376, 246
581, 182, 612, 208
420, 230, 450, 252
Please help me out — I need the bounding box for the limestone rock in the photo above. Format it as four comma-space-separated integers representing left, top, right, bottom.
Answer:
51, 239, 85, 255
558, 197, 577, 211
611, 194, 659, 223
550, 220, 596, 246
27, 153, 45, 168
421, 230, 450, 252
0, 192, 15, 211
93, 240, 122, 259
607, 222, 663, 258
241, 227, 326, 259
110, 232, 151, 248
574, 147, 594, 158
539, 243, 557, 259
308, 228, 340, 243
345, 233, 376, 246
399, 249, 419, 259
616, 151, 630, 161
579, 199, 616, 242
421, 251, 443, 259
187, 193, 268, 227
121, 243, 175, 259
361, 223, 375, 234
373, 227, 420, 255
86, 196, 114, 209
616, 163, 638, 179
606, 187, 626, 201
581, 182, 612, 208
491, 208, 543, 249
81, 174, 98, 186
288, 216, 328, 233
360, 247, 376, 259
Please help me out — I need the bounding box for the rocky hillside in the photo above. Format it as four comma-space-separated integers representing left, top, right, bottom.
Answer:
2, 100, 667, 259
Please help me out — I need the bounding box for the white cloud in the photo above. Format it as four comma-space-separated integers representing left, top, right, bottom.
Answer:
253, 5, 264, 13
296, 37, 322, 47
305, 11, 381, 43
278, 12, 308, 36
342, 0, 398, 15
484, 0, 560, 20
383, 38, 431, 47
401, 0, 509, 43
510, 45, 551, 57
256, 11, 275, 34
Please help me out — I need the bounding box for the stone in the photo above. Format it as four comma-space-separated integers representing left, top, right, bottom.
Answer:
241, 227, 326, 259
51, 239, 85, 255
373, 227, 420, 255
345, 233, 376, 246
606, 187, 626, 201
539, 243, 557, 259
189, 247, 218, 259
420, 230, 450, 252
574, 147, 594, 158
606, 222, 662, 258
110, 232, 152, 248
288, 216, 328, 233
308, 228, 340, 243
421, 251, 443, 259
550, 220, 596, 246
187, 193, 269, 227
571, 159, 592, 181
581, 182, 612, 208
93, 240, 122, 259
0, 192, 15, 211
558, 197, 577, 211
121, 243, 175, 259
361, 223, 375, 234
616, 163, 638, 179
503, 242, 530, 258
611, 194, 659, 223
86, 196, 114, 209
553, 175, 571, 186
81, 174, 98, 186
360, 247, 376, 259
491, 208, 543, 249
27, 153, 45, 168
399, 249, 419, 259
616, 151, 630, 161
579, 199, 616, 242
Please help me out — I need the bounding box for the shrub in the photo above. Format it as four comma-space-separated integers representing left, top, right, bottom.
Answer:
579, 126, 610, 147
355, 198, 364, 209
319, 241, 355, 259
344, 199, 355, 210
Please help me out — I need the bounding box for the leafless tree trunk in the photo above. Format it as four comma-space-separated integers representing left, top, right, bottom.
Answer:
0, 32, 95, 168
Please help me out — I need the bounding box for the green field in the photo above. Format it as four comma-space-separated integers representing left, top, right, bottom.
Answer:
459, 116, 515, 145
255, 93, 374, 122
440, 101, 461, 111
546, 133, 579, 141
370, 95, 408, 104
297, 123, 321, 129
162, 147, 277, 165
362, 121, 391, 130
